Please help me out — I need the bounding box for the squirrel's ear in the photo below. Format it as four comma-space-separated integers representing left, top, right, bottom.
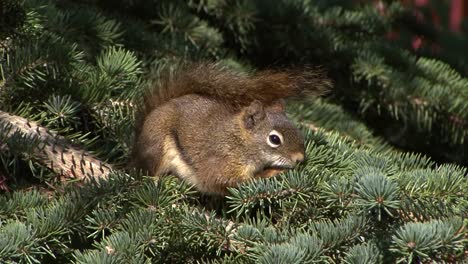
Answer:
268, 99, 285, 112
243, 100, 265, 129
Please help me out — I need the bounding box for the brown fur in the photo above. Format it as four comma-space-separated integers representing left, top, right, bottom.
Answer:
143, 62, 331, 113
133, 62, 331, 194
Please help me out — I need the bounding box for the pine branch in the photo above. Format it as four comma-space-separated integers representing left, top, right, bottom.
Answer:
0, 110, 112, 181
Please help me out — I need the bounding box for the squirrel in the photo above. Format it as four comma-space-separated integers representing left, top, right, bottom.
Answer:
133, 62, 331, 194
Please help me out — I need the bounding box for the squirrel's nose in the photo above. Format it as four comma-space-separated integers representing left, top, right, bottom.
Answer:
291, 152, 305, 165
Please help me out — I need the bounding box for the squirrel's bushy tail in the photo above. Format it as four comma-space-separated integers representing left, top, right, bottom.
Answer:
143, 62, 332, 113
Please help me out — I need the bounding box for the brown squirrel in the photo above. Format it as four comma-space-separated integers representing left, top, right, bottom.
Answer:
133, 62, 331, 194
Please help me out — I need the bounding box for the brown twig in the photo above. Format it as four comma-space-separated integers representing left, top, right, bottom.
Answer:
0, 110, 113, 181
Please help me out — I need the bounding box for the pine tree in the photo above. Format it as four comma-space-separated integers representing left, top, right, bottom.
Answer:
0, 0, 467, 263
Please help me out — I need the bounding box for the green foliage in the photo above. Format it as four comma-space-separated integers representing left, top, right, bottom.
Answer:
391, 218, 466, 263
0, 0, 467, 263
0, 0, 27, 39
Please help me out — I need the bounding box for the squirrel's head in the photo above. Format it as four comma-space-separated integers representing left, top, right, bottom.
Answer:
240, 100, 305, 177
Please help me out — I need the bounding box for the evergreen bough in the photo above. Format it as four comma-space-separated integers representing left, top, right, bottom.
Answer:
0, 0, 466, 263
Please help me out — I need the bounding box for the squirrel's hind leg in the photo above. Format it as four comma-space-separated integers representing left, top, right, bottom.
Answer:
158, 134, 198, 186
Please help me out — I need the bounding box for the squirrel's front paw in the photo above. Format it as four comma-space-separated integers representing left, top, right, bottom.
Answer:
255, 168, 285, 179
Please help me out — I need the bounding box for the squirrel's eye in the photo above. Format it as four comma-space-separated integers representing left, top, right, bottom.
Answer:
267, 130, 283, 148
